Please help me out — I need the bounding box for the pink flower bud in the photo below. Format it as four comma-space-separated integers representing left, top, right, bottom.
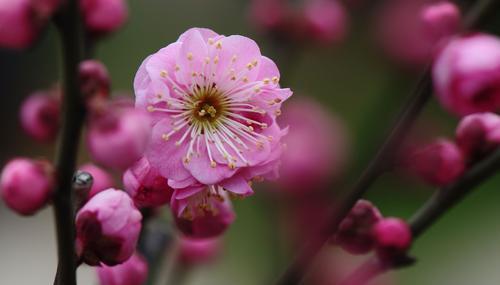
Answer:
80, 0, 128, 35
19, 91, 60, 143
96, 252, 148, 285
79, 163, 114, 198
87, 106, 151, 170
178, 237, 221, 265
334, 200, 382, 255
408, 139, 465, 187
373, 218, 412, 261
76, 189, 142, 266
79, 60, 111, 101
456, 112, 500, 162
433, 34, 500, 116
0, 158, 54, 215
420, 2, 461, 44
303, 0, 348, 45
278, 98, 349, 192
0, 0, 60, 49
172, 194, 236, 239
123, 157, 173, 208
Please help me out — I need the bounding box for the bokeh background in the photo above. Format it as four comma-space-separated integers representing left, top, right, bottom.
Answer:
1, 0, 500, 284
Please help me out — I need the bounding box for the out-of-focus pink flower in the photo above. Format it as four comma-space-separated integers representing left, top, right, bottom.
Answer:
421, 1, 461, 44
123, 157, 173, 208
79, 163, 114, 198
433, 34, 500, 116
80, 0, 128, 35
135, 28, 291, 212
76, 189, 142, 266
303, 0, 348, 45
248, 0, 289, 32
0, 0, 60, 49
87, 102, 151, 170
178, 237, 221, 265
97, 252, 148, 285
373, 218, 412, 261
456, 112, 500, 162
375, 0, 438, 67
0, 158, 54, 216
335, 200, 382, 255
79, 60, 111, 102
407, 139, 465, 186
171, 187, 236, 238
278, 98, 348, 192
19, 91, 60, 143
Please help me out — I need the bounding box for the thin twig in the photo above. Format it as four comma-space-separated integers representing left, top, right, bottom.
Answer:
274, 1, 500, 284
52, 0, 85, 284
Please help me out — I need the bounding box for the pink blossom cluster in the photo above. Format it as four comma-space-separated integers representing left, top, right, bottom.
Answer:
134, 28, 292, 238
249, 0, 348, 45
0, 0, 128, 50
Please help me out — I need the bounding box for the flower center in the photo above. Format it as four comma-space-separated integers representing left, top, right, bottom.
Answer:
192, 91, 225, 123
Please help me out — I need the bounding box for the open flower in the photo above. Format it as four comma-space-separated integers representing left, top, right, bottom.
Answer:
135, 28, 291, 204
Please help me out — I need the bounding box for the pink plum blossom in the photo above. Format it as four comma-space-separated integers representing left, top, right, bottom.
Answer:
456, 113, 500, 162
80, 0, 128, 35
433, 34, 500, 116
335, 200, 382, 255
19, 91, 60, 143
0, 158, 54, 216
303, 0, 348, 45
79, 163, 115, 199
171, 186, 236, 238
123, 157, 173, 208
87, 101, 151, 170
0, 0, 59, 49
76, 189, 142, 266
278, 97, 348, 192
178, 237, 221, 265
97, 252, 148, 285
406, 139, 465, 187
421, 1, 461, 44
373, 218, 412, 261
135, 28, 291, 210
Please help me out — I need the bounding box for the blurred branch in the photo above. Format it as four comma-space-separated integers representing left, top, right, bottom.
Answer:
52, 0, 85, 284
338, 146, 500, 285
274, 0, 500, 284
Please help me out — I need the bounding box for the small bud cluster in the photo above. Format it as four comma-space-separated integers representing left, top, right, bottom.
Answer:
335, 200, 413, 264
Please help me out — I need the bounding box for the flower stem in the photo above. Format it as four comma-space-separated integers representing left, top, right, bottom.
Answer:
274, 1, 499, 284
52, 0, 85, 284
337, 146, 500, 285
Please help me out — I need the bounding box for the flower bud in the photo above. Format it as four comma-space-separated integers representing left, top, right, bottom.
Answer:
80, 0, 128, 35
173, 195, 235, 239
76, 189, 142, 266
373, 218, 412, 261
248, 0, 289, 32
178, 237, 221, 265
334, 200, 382, 255
303, 0, 348, 45
0, 158, 53, 215
87, 106, 151, 170
456, 112, 500, 162
123, 157, 173, 208
79, 163, 114, 199
0, 0, 60, 49
420, 2, 461, 44
79, 60, 111, 102
96, 252, 148, 285
407, 139, 465, 187
19, 91, 60, 143
433, 34, 500, 116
